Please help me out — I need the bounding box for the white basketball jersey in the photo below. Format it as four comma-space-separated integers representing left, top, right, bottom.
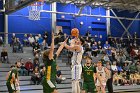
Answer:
96, 67, 107, 86
71, 46, 84, 80
96, 67, 106, 79
71, 46, 84, 65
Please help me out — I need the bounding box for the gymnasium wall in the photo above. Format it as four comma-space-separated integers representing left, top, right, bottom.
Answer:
8, 3, 52, 43
0, 12, 4, 39
8, 3, 107, 44
0, 0, 4, 36
56, 3, 107, 42
110, 10, 140, 38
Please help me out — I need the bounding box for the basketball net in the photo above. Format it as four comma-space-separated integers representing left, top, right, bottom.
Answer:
28, 0, 44, 20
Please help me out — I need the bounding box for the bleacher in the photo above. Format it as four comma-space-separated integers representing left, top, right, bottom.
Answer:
0, 45, 72, 93
0, 45, 140, 93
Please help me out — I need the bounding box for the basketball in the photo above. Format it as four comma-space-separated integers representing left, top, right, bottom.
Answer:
71, 28, 79, 37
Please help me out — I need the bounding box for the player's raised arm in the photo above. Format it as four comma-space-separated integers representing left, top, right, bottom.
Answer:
55, 38, 68, 57
49, 32, 54, 60
65, 43, 81, 51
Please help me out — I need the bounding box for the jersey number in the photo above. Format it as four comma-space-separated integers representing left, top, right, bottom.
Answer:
87, 72, 90, 75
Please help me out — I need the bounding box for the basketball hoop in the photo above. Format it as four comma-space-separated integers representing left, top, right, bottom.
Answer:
28, 0, 44, 20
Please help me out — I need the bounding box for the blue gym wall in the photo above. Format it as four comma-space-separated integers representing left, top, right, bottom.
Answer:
7, 3, 107, 44
0, 12, 4, 34
0, 0, 4, 38
56, 3, 107, 42
0, 0, 4, 35
6, 3, 140, 44
8, 3, 52, 44
110, 10, 140, 37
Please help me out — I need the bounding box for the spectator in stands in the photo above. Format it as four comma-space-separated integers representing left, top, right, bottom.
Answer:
117, 63, 123, 73
25, 58, 34, 75
31, 67, 41, 85
16, 38, 23, 53
85, 37, 91, 43
113, 72, 121, 85
90, 37, 95, 45
56, 65, 66, 84
84, 41, 91, 56
134, 73, 140, 85
28, 34, 35, 46
33, 42, 40, 56
129, 63, 137, 74
104, 41, 111, 55
37, 34, 44, 50
136, 61, 140, 73
0, 35, 3, 46
33, 59, 40, 69
43, 31, 48, 45
138, 49, 140, 61
97, 41, 102, 54
130, 73, 137, 85
10, 33, 16, 46
111, 61, 118, 72
91, 42, 98, 57
54, 34, 63, 45
85, 30, 91, 37
35, 34, 39, 42
121, 71, 130, 85
12, 38, 19, 53
103, 53, 110, 62
133, 32, 138, 46
54, 34, 60, 45
117, 38, 122, 49
20, 62, 28, 76
116, 52, 126, 66
13, 38, 19, 52
23, 34, 29, 46
111, 47, 117, 59
97, 41, 102, 49
1, 48, 8, 63
123, 63, 129, 72
33, 54, 39, 62
57, 30, 64, 36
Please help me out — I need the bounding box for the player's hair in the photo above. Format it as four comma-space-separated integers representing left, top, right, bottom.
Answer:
43, 49, 50, 59
97, 61, 102, 64
10, 65, 15, 68
79, 36, 85, 45
85, 56, 92, 60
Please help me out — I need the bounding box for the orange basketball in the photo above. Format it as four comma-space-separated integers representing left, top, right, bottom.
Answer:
71, 28, 79, 37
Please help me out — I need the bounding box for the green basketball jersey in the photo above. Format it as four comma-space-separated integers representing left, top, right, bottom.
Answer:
82, 64, 96, 82
43, 57, 57, 82
42, 55, 57, 93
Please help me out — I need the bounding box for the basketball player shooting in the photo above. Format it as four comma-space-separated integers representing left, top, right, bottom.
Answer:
64, 28, 84, 93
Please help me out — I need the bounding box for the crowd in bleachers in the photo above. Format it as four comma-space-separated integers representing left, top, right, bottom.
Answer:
1, 30, 140, 87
